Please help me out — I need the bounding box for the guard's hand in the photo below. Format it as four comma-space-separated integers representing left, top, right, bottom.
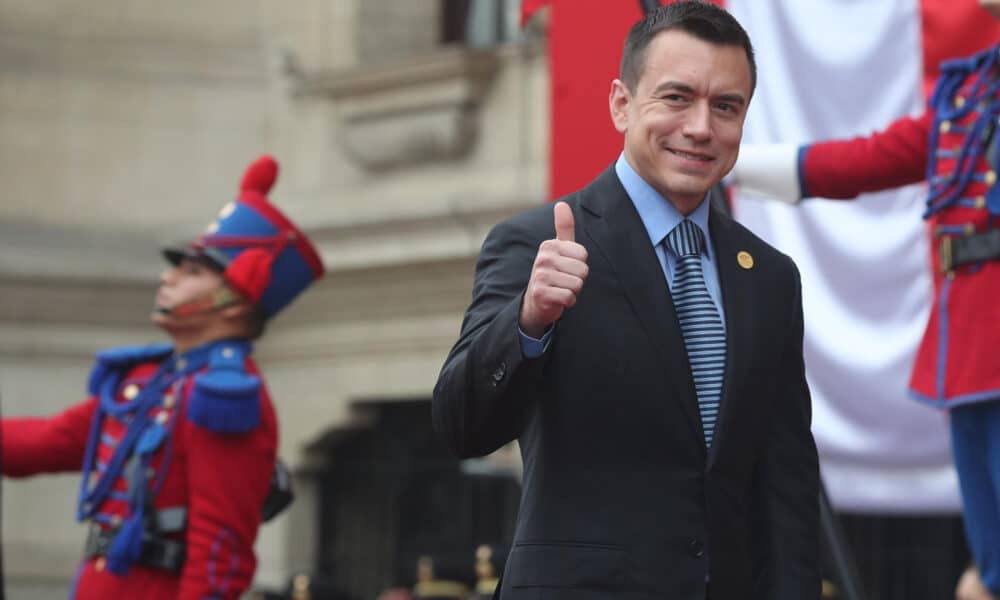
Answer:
519, 201, 589, 338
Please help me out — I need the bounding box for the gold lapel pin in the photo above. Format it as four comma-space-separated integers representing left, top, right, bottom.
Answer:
737, 251, 754, 270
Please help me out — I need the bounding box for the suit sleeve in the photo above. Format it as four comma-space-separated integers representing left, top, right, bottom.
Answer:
433, 216, 550, 459
801, 111, 931, 199
751, 263, 821, 599
1, 398, 97, 477
177, 387, 277, 600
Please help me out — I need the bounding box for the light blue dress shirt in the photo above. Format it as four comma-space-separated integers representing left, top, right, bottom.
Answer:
520, 154, 726, 358
613, 153, 726, 325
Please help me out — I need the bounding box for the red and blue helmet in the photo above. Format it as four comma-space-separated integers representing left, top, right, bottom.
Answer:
163, 155, 325, 319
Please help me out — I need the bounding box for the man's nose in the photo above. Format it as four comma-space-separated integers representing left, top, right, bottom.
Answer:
682, 101, 712, 141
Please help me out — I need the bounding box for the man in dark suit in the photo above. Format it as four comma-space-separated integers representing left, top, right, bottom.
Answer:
432, 2, 819, 598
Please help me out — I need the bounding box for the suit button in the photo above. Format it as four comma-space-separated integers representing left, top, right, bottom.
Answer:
492, 362, 507, 383
688, 538, 705, 558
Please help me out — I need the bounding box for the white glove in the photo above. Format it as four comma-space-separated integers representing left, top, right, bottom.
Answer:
729, 143, 802, 205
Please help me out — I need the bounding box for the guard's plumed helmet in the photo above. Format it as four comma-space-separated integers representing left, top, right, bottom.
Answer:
163, 155, 324, 318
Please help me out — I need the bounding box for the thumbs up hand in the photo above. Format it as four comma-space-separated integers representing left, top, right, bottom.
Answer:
519, 201, 589, 338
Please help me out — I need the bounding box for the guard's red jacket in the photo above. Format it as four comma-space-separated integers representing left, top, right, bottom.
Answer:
2, 340, 277, 599
800, 45, 1000, 407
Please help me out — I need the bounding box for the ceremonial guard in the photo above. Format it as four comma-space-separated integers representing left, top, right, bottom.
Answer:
1, 155, 324, 599
732, 10, 1000, 596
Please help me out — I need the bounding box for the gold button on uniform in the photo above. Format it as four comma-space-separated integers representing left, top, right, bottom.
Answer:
163, 394, 175, 409
940, 120, 951, 133
977, 196, 987, 209
985, 170, 996, 185
955, 96, 966, 108
122, 384, 140, 400
155, 412, 169, 425
737, 251, 754, 270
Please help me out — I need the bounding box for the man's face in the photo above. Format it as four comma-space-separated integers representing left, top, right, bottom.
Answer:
610, 29, 752, 215
152, 257, 227, 326
980, 0, 1000, 19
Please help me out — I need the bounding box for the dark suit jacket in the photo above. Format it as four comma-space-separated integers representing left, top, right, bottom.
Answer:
432, 166, 820, 600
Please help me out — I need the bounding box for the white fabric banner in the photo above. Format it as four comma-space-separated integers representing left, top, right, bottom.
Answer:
727, 0, 961, 512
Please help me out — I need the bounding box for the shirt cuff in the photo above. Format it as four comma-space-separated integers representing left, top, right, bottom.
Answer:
518, 325, 553, 358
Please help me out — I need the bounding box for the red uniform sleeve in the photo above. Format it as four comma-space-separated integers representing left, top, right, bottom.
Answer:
801, 112, 932, 199
1, 398, 98, 477
176, 389, 277, 600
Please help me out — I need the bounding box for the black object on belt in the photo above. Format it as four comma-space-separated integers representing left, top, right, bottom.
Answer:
262, 457, 294, 523
83, 523, 186, 573
940, 229, 1000, 272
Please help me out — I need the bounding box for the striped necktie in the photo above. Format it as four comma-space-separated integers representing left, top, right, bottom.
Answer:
664, 219, 726, 448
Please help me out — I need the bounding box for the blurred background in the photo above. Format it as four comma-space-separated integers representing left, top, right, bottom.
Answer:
0, 0, 995, 598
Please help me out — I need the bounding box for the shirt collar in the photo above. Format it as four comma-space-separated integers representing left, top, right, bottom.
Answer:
614, 153, 713, 258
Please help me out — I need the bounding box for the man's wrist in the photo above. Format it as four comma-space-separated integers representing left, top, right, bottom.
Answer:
518, 307, 549, 338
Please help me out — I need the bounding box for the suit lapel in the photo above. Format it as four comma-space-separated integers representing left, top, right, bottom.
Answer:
708, 211, 756, 465
579, 168, 707, 451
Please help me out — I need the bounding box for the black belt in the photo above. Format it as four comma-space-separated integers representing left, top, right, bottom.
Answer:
83, 523, 186, 573
939, 229, 1000, 272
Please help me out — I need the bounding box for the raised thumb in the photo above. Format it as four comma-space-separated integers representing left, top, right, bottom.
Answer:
554, 201, 575, 242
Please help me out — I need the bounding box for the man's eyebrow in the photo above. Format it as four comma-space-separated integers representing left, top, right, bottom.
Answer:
651, 81, 747, 107
652, 81, 696, 95
716, 93, 747, 106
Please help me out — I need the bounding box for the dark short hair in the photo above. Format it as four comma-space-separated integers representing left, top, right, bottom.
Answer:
620, 1, 756, 97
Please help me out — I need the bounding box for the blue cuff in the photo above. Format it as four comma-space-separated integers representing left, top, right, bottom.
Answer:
519, 325, 553, 359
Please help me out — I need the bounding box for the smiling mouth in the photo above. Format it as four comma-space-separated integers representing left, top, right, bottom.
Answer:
667, 148, 713, 162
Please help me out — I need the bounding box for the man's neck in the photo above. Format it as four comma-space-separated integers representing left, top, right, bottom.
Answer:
166, 325, 249, 355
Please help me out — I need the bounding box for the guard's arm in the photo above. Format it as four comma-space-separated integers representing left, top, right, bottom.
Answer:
2, 398, 98, 476
177, 375, 276, 600
732, 112, 931, 203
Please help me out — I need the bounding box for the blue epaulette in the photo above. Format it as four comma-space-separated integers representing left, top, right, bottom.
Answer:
187, 341, 261, 434
87, 343, 174, 396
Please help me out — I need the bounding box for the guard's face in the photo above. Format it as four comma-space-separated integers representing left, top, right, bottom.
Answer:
152, 257, 227, 321
610, 29, 751, 215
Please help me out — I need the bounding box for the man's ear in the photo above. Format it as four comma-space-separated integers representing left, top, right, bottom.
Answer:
609, 79, 632, 134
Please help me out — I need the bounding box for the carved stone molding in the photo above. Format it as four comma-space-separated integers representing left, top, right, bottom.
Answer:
292, 47, 500, 171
